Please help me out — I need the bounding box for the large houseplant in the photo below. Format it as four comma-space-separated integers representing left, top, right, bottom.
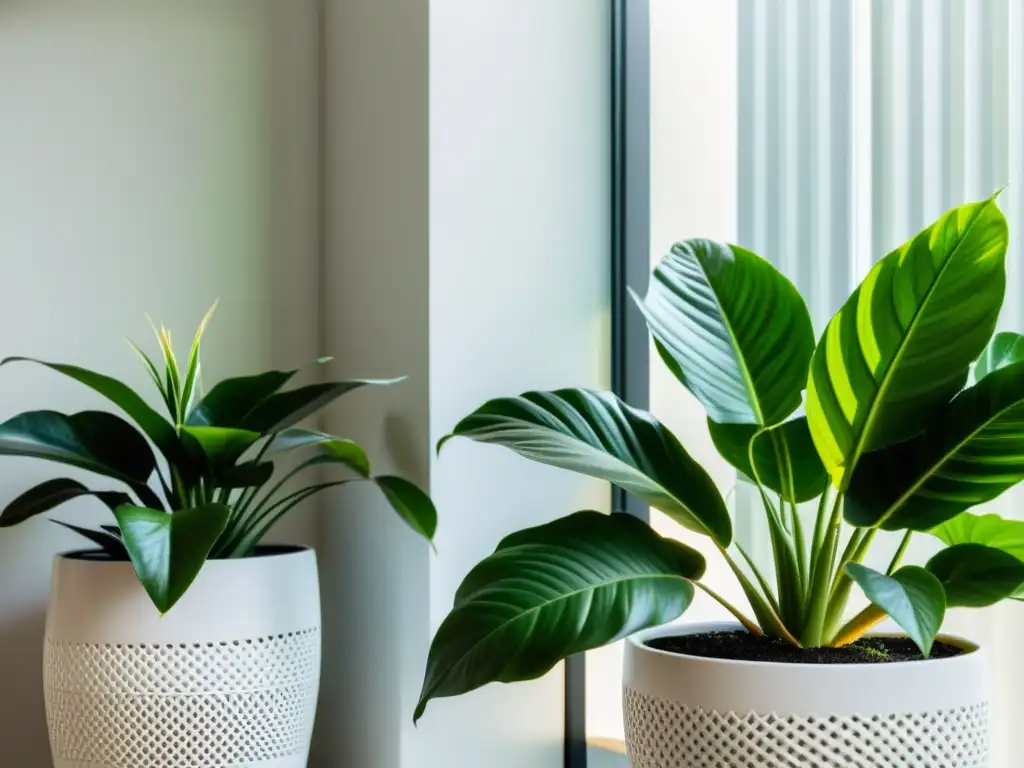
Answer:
416, 195, 1015, 767
2, 310, 436, 768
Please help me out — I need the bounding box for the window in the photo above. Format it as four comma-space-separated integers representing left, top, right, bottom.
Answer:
582, 1, 1024, 764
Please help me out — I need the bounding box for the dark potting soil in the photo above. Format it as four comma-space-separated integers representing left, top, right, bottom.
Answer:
646, 631, 965, 664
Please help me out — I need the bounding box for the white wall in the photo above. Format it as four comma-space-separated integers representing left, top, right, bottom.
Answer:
0, 3, 319, 763
0, 2, 609, 765
318, 1, 610, 766
425, 1, 610, 765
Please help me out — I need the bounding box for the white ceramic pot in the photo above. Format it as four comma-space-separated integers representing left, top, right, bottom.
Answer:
43, 546, 321, 768
624, 621, 989, 768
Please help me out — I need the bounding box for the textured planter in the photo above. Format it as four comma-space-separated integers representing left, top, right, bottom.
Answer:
43, 546, 321, 768
624, 621, 989, 768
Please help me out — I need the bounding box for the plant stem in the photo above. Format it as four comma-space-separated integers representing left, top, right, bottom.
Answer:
743, 428, 804, 632
229, 434, 278, 525
807, 485, 832, 586
822, 528, 877, 642
736, 542, 782, 616
718, 545, 802, 647
227, 482, 342, 556
694, 582, 762, 636
791, 497, 809, 591
831, 604, 886, 647
800, 493, 843, 646
770, 431, 808, 594
170, 466, 189, 510
777, 492, 791, 533
766, 504, 805, 633
887, 531, 913, 575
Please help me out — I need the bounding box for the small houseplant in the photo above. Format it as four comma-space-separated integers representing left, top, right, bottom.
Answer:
416, 195, 1016, 767
1, 309, 436, 768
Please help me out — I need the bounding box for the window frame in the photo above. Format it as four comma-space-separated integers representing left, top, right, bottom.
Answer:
564, 1, 651, 765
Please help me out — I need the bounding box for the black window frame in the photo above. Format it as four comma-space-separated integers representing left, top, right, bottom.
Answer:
564, 1, 651, 765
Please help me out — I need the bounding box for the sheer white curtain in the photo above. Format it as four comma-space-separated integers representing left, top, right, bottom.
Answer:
735, 0, 1023, 764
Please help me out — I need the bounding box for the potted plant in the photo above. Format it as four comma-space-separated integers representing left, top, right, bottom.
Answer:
414, 194, 1018, 767
0, 310, 436, 768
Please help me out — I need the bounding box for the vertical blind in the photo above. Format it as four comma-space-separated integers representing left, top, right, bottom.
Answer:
736, 1, 1024, 764
738, 0, 1023, 327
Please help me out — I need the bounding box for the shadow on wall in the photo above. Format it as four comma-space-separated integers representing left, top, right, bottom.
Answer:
0, 609, 49, 763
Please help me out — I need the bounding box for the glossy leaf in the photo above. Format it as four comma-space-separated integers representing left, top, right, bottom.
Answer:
375, 475, 437, 541
708, 415, 827, 503
930, 511, 1024, 560
114, 503, 230, 613
437, 389, 731, 546
266, 428, 371, 477
415, 511, 704, 722
0, 410, 155, 485
215, 460, 274, 489
930, 513, 1024, 604
806, 196, 1007, 489
239, 379, 403, 434
846, 563, 945, 656
631, 239, 814, 425
926, 543, 1024, 607
974, 331, 1024, 382
51, 519, 128, 558
181, 425, 262, 467
0, 478, 130, 527
845, 360, 1024, 530
1, 357, 181, 460
188, 364, 389, 435
187, 369, 301, 427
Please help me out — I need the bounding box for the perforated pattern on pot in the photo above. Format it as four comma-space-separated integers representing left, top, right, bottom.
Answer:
623, 686, 989, 768
44, 628, 320, 767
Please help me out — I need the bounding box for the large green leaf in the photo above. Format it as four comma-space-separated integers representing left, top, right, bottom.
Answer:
186, 360, 392, 435
0, 478, 129, 527
845, 360, 1024, 530
807, 197, 1007, 489
181, 425, 262, 467
930, 511, 1024, 560
187, 369, 297, 427
708, 415, 827, 503
239, 379, 403, 434
214, 461, 274, 489
0, 411, 160, 507
1, 358, 183, 461
375, 475, 436, 541
266, 428, 371, 477
846, 563, 946, 656
114, 503, 229, 613
415, 511, 704, 722
631, 239, 814, 425
930, 512, 1024, 601
438, 389, 731, 546
926, 543, 1024, 607
974, 331, 1024, 382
